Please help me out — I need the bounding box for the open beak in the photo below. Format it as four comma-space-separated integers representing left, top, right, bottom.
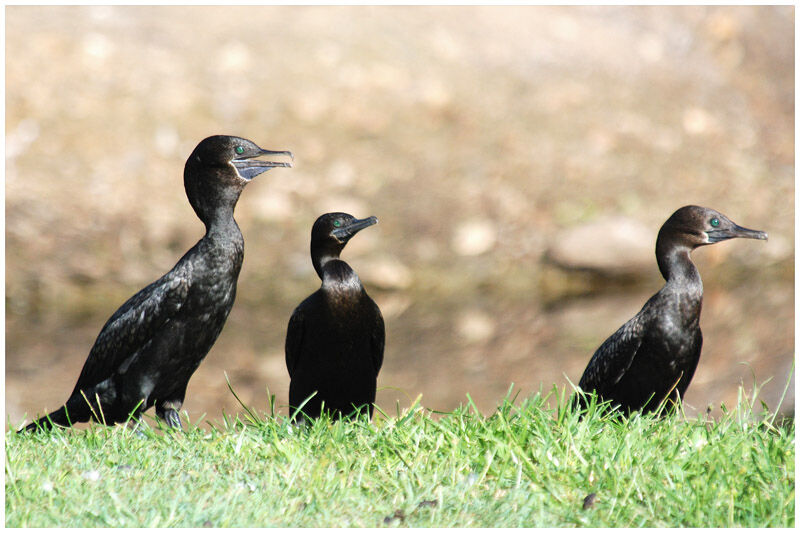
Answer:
707, 223, 768, 243
332, 216, 378, 242
232, 149, 294, 180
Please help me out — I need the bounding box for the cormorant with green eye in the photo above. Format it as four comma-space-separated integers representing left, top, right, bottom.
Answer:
285, 212, 385, 421
576, 205, 767, 415
21, 135, 292, 431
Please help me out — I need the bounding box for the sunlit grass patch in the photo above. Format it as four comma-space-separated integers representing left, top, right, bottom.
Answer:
6, 385, 794, 527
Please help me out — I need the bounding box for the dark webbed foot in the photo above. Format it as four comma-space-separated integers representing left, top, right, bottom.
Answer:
162, 409, 183, 430
126, 416, 148, 437
157, 398, 185, 430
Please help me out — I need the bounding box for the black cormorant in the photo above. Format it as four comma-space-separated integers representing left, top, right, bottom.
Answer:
285, 212, 385, 420
21, 135, 292, 431
577, 205, 767, 414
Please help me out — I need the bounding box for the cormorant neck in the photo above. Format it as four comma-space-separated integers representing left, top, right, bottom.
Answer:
311, 238, 345, 279
185, 164, 246, 233
319, 259, 364, 295
203, 205, 241, 239
656, 234, 701, 289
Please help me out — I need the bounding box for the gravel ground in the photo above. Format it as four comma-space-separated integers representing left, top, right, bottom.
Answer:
5, 6, 794, 426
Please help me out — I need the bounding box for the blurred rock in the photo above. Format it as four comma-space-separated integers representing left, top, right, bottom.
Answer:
414, 238, 441, 262
326, 160, 356, 188
417, 77, 452, 109
586, 129, 616, 156
217, 41, 252, 73
7, 118, 40, 160
451, 220, 498, 256
456, 310, 496, 344
289, 89, 330, 123
82, 32, 113, 62
153, 125, 180, 158
373, 293, 412, 319
760, 233, 792, 264
638, 33, 665, 63
252, 190, 294, 221
547, 216, 653, 275
682, 107, 716, 136
359, 256, 412, 291
706, 11, 741, 42
313, 196, 368, 220
430, 26, 463, 61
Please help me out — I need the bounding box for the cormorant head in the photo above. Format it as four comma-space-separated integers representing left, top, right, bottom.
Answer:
655, 205, 767, 281
310, 212, 378, 278
184, 135, 293, 225
659, 205, 767, 249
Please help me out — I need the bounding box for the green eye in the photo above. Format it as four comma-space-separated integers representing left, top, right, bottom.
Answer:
710, 218, 720, 227
333, 220, 342, 228
235, 146, 244, 155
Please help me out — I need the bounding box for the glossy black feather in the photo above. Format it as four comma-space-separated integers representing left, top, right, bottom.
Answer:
576, 205, 766, 414
70, 263, 191, 396
578, 285, 703, 412
286, 213, 385, 420
22, 135, 292, 431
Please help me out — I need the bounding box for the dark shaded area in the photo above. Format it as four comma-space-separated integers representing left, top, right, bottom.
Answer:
6, 6, 793, 427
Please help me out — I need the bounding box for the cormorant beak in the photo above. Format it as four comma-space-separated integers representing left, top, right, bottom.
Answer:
232, 148, 294, 181
706, 223, 768, 243
332, 216, 378, 242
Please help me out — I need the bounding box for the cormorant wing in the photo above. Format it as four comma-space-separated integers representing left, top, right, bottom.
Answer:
578, 313, 645, 396
370, 303, 385, 374
70, 264, 191, 395
285, 305, 305, 379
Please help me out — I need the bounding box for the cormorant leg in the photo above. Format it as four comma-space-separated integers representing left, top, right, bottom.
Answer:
126, 413, 148, 436
163, 409, 183, 430
157, 400, 184, 430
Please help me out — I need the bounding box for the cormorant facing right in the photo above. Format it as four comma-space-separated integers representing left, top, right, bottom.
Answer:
577, 206, 767, 414
285, 212, 385, 421
21, 135, 292, 432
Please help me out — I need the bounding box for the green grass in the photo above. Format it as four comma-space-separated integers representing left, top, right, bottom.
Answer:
6, 387, 794, 527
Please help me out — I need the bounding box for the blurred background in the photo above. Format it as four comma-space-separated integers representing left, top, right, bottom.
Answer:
6, 6, 794, 427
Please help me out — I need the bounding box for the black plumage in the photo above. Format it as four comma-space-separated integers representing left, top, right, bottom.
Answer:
285, 213, 385, 420
21, 135, 292, 431
577, 205, 767, 414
